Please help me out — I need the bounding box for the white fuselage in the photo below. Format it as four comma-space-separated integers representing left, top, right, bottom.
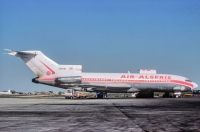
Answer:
37, 72, 197, 93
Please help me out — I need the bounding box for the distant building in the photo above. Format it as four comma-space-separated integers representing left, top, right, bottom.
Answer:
33, 91, 55, 95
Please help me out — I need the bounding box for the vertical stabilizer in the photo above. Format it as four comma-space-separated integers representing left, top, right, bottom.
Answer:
7, 50, 58, 77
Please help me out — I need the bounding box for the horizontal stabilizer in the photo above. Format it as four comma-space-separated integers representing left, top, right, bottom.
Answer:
4, 49, 37, 57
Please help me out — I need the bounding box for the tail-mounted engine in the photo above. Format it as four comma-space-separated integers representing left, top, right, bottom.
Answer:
55, 76, 82, 84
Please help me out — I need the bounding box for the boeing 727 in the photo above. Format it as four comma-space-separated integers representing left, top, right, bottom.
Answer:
7, 50, 198, 98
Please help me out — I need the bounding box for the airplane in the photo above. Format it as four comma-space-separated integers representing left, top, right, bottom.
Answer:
6, 50, 198, 98
0, 90, 13, 95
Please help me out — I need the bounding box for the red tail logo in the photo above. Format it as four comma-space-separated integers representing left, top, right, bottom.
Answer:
40, 61, 55, 75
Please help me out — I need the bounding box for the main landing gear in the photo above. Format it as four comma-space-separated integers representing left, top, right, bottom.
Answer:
135, 91, 154, 98
96, 92, 107, 99
163, 92, 174, 98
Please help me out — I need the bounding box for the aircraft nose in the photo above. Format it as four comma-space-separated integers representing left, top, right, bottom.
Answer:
192, 82, 198, 89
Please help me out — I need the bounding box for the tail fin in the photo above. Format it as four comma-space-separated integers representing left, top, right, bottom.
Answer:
6, 50, 58, 77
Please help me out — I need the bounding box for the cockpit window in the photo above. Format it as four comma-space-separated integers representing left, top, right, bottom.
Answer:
185, 79, 192, 82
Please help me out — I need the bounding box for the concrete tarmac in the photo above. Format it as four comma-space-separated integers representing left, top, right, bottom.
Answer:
0, 97, 200, 132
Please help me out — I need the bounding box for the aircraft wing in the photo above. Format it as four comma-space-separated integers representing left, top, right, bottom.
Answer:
77, 83, 140, 93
